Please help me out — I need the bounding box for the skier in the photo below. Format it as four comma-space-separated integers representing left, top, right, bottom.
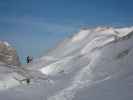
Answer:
26, 56, 33, 64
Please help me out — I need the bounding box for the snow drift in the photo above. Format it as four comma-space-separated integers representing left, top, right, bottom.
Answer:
0, 26, 133, 100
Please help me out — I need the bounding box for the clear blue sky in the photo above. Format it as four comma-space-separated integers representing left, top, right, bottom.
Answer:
0, 0, 133, 63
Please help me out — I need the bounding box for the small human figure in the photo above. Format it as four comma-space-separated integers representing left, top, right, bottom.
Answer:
26, 56, 33, 64
26, 78, 30, 84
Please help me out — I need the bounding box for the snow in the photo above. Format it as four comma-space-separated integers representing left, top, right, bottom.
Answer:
0, 65, 25, 90
40, 56, 73, 76
0, 76, 20, 90
3, 41, 10, 47
71, 29, 90, 42
115, 26, 133, 37
0, 26, 133, 100
81, 35, 115, 54
0, 41, 10, 47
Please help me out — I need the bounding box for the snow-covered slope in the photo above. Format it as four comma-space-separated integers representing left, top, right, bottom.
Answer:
0, 64, 26, 90
0, 42, 46, 91
0, 26, 133, 100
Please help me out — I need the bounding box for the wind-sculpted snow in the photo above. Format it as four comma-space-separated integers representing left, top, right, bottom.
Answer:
0, 26, 133, 100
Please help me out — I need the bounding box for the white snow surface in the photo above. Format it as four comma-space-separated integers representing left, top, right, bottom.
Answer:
0, 26, 133, 100
0, 41, 10, 47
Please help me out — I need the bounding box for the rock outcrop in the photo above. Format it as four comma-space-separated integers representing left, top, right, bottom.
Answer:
0, 41, 20, 66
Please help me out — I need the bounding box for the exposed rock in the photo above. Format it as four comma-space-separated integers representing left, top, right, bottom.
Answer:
0, 41, 20, 66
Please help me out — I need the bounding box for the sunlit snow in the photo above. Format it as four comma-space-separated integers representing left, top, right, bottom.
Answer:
0, 26, 133, 100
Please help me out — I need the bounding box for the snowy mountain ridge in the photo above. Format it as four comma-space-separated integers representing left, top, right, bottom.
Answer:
38, 26, 133, 100
38, 26, 133, 76
0, 26, 133, 100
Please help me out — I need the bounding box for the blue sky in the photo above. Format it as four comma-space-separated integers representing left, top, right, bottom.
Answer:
0, 0, 133, 63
